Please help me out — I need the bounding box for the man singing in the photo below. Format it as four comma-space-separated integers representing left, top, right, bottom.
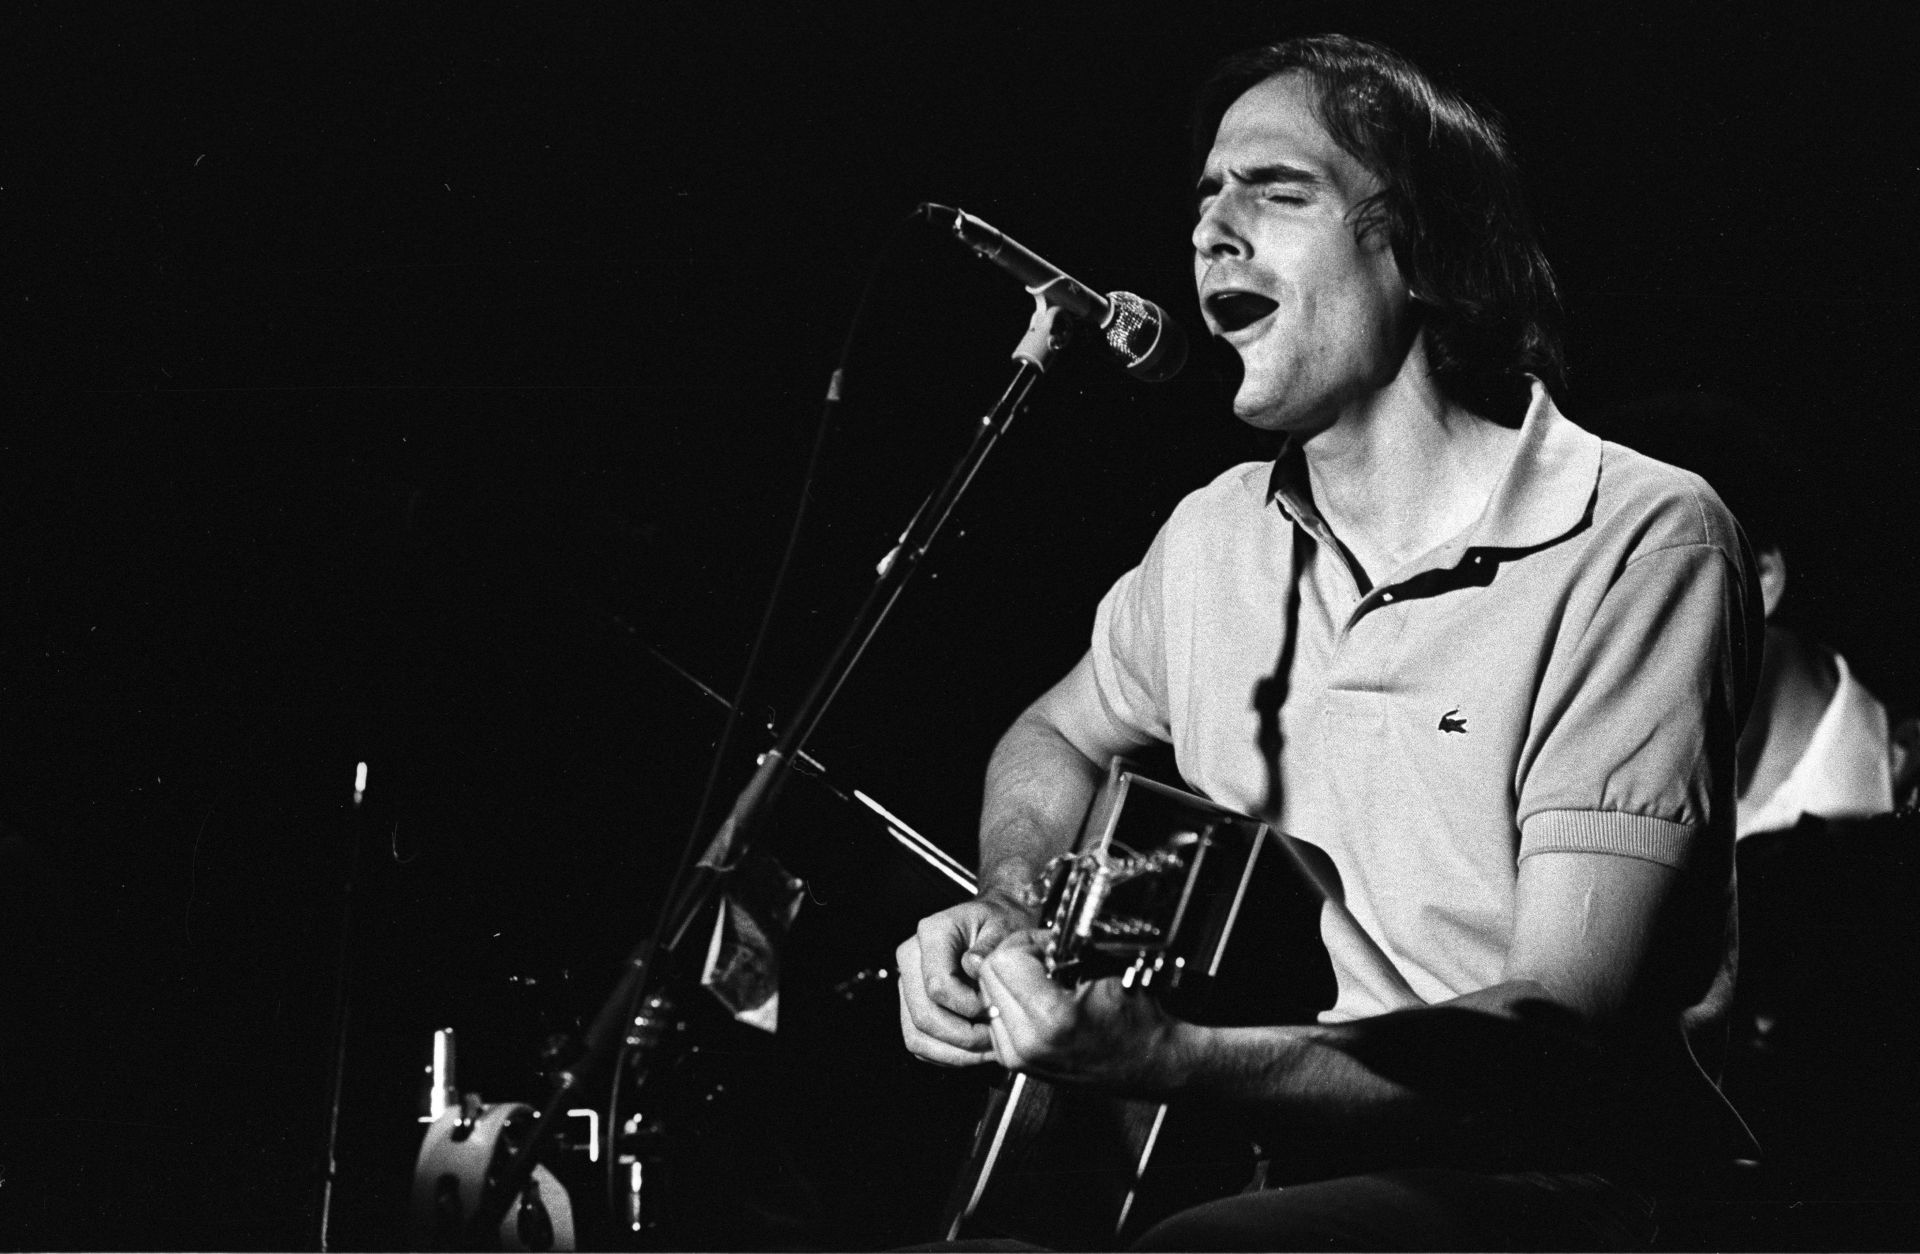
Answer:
897, 33, 1760, 1251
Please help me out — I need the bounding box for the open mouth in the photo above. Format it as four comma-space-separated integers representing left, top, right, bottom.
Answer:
1205, 291, 1279, 334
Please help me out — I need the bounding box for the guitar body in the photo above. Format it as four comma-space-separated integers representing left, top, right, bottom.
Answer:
938, 766, 1332, 1248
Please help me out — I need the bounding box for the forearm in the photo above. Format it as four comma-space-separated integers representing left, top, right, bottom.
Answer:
975, 707, 1105, 906
1167, 1018, 1450, 1132
1158, 978, 1604, 1171
975, 650, 1155, 907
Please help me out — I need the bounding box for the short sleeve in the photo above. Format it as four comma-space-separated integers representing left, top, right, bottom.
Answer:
1088, 523, 1176, 746
1517, 540, 1759, 867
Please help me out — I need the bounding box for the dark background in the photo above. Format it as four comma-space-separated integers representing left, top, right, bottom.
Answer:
3, 1, 1915, 1249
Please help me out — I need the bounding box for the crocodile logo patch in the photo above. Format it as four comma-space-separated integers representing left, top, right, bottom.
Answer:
1438, 708, 1468, 735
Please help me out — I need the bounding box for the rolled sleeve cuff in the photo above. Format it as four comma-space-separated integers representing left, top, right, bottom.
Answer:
1519, 809, 1698, 869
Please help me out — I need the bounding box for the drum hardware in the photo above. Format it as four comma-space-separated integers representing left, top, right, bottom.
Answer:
407, 1025, 604, 1251
411, 1098, 578, 1253
606, 990, 680, 1241
419, 1027, 459, 1124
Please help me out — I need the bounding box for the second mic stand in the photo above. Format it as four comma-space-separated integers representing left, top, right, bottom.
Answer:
468, 298, 1076, 1247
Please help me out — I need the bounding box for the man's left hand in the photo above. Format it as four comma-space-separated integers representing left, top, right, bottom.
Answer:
975, 929, 1187, 1096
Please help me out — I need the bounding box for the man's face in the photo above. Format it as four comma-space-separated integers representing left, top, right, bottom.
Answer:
1193, 72, 1413, 434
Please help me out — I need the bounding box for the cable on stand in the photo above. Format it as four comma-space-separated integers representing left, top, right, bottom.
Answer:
462, 294, 1076, 1250
595, 206, 918, 1241
439, 199, 1187, 1249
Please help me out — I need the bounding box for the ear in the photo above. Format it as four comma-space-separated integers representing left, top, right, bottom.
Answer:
1756, 545, 1787, 619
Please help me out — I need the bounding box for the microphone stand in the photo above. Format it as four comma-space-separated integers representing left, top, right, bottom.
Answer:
465, 297, 1076, 1248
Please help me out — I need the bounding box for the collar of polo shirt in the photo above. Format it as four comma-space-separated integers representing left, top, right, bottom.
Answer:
1264, 379, 1602, 577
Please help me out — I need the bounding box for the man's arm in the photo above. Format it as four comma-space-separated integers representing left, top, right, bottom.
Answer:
975, 652, 1143, 905
897, 652, 1153, 1066
977, 847, 1685, 1167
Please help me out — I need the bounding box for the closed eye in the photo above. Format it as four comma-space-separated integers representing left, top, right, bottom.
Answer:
1195, 162, 1323, 216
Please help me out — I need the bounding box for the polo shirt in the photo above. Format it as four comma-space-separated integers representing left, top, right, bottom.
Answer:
1085, 384, 1760, 1073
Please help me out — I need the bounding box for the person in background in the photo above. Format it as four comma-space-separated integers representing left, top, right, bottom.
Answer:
1603, 392, 1920, 1251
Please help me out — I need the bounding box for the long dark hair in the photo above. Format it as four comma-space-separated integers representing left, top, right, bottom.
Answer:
1194, 34, 1564, 420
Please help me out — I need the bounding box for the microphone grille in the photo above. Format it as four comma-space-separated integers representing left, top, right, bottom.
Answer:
1102, 291, 1187, 383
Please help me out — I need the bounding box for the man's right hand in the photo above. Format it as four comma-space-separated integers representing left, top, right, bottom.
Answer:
896, 893, 1035, 1066
899, 651, 1127, 1065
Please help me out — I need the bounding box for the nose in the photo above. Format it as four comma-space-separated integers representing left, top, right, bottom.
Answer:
1191, 189, 1247, 261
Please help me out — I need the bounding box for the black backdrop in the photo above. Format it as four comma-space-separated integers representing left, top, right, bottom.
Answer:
4, 2, 1915, 1249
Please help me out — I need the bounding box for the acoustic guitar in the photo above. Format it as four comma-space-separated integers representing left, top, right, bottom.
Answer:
937, 761, 1333, 1249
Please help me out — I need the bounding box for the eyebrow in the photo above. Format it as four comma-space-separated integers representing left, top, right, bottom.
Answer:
1194, 162, 1326, 203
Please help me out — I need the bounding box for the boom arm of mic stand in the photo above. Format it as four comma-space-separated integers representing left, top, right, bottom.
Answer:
465, 301, 1072, 1246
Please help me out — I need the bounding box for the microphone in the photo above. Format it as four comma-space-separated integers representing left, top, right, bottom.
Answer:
918, 202, 1187, 383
